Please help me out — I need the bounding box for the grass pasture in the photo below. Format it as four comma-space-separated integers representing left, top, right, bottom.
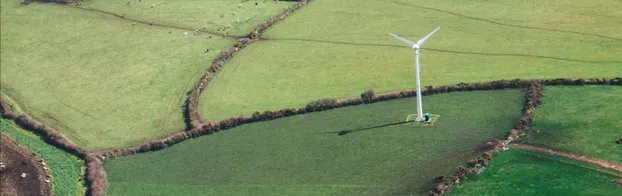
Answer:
105, 90, 524, 196
1, 118, 84, 196
79, 0, 298, 36
200, 0, 622, 120
520, 85, 622, 164
0, 0, 234, 150
448, 148, 622, 196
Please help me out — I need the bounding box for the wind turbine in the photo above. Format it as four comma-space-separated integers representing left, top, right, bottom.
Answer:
390, 27, 440, 122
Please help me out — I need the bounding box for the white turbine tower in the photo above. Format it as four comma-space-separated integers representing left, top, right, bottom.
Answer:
390, 27, 440, 122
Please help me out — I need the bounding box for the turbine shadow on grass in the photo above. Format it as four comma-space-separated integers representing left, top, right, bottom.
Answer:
268, 38, 622, 64
322, 121, 414, 136
382, 0, 622, 42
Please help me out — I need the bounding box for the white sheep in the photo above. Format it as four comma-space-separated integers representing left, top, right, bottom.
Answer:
151, 4, 155, 8
184, 32, 188, 36
21, 173, 27, 178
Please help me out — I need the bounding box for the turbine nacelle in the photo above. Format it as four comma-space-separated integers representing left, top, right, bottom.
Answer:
389, 27, 440, 50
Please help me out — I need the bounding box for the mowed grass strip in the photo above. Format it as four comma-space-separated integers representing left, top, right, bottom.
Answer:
1, 119, 84, 196
448, 148, 622, 196
200, 0, 622, 120
0, 0, 234, 150
80, 0, 297, 36
520, 85, 622, 164
105, 90, 524, 196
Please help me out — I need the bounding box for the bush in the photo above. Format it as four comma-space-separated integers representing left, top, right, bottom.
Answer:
0, 98, 18, 119
360, 89, 376, 103
306, 98, 338, 111
85, 154, 107, 196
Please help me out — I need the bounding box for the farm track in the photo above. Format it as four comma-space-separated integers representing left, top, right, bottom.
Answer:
509, 143, 622, 173
68, 5, 246, 39
264, 38, 622, 64
382, 0, 622, 42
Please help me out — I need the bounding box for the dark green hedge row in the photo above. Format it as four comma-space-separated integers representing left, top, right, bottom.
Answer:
108, 78, 621, 158
427, 81, 546, 196
514, 82, 544, 131
0, 98, 107, 196
107, 78, 608, 158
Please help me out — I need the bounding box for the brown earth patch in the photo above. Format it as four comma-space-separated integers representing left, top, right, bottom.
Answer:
0, 132, 51, 196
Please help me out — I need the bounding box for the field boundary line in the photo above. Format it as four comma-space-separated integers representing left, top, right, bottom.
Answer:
265, 38, 622, 64
67, 5, 243, 39
510, 143, 622, 173
382, 0, 622, 42
103, 78, 622, 159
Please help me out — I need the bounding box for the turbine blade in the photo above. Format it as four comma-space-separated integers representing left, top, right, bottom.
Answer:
416, 27, 440, 46
389, 33, 415, 48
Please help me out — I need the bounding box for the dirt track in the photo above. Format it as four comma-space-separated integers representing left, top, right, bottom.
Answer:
510, 143, 622, 173
0, 132, 50, 196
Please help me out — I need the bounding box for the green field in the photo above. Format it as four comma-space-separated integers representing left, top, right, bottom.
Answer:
105, 90, 524, 196
0, 119, 84, 196
519, 85, 622, 164
449, 148, 622, 196
80, 0, 297, 36
0, 0, 234, 150
200, 0, 622, 120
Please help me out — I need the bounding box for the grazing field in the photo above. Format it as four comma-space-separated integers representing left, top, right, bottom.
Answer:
448, 148, 622, 196
0, 0, 234, 150
200, 0, 622, 120
105, 90, 524, 196
519, 85, 622, 164
1, 119, 84, 196
80, 0, 297, 36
